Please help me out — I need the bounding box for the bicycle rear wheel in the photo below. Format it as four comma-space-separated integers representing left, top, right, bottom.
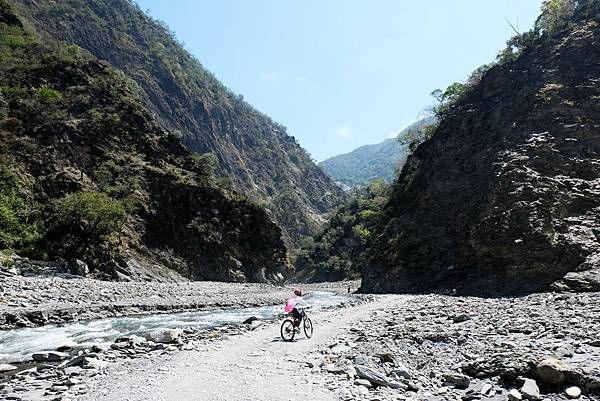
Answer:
280, 319, 295, 342
303, 317, 313, 338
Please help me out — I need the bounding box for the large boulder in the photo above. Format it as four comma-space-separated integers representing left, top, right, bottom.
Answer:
144, 329, 183, 344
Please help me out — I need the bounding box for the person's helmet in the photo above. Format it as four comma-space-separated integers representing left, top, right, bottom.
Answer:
293, 288, 302, 296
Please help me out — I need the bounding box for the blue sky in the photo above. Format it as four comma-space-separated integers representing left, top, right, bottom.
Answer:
137, 1, 543, 161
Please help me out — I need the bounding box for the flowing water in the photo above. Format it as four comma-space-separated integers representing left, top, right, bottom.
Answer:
0, 291, 350, 364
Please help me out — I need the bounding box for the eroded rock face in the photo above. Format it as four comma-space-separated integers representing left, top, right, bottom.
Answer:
362, 14, 600, 295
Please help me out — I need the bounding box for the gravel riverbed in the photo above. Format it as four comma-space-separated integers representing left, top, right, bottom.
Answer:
307, 292, 600, 401
0, 265, 359, 330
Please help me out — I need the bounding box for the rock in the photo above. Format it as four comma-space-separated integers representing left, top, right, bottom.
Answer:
480, 383, 493, 395
354, 379, 372, 388
67, 259, 88, 277
392, 366, 411, 380
508, 389, 523, 401
323, 364, 346, 374
31, 351, 69, 362
144, 329, 182, 344
565, 386, 581, 399
242, 316, 258, 324
521, 379, 540, 400
249, 320, 264, 331
443, 372, 470, 389
331, 344, 351, 354
355, 364, 394, 387
0, 364, 17, 373
376, 352, 395, 363
536, 358, 573, 385
81, 357, 109, 370
354, 354, 368, 365
453, 314, 471, 323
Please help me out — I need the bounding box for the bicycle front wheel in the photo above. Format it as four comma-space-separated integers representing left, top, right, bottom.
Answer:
280, 319, 295, 342
303, 317, 313, 338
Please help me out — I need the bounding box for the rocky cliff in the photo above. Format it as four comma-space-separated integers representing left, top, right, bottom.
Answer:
12, 0, 343, 246
0, 1, 290, 282
361, 3, 600, 295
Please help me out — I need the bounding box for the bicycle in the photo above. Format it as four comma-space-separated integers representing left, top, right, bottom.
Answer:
280, 307, 313, 342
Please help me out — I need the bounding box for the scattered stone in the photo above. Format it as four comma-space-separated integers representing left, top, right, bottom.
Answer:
81, 357, 109, 370
0, 364, 17, 373
392, 366, 411, 380
144, 329, 182, 344
376, 352, 395, 363
323, 365, 346, 374
354, 379, 372, 388
453, 314, 471, 323
508, 389, 523, 401
565, 386, 581, 399
588, 340, 600, 347
355, 365, 394, 387
31, 351, 69, 362
536, 357, 573, 385
443, 372, 470, 389
242, 316, 258, 324
521, 378, 540, 400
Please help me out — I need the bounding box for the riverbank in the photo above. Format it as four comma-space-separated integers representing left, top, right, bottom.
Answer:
1, 291, 599, 400
0, 266, 360, 330
78, 293, 600, 401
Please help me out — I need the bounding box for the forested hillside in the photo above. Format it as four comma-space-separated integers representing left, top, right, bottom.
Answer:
0, 0, 290, 282
13, 0, 343, 245
319, 117, 434, 188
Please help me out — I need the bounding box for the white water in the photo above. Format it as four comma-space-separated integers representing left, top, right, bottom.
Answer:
0, 291, 349, 364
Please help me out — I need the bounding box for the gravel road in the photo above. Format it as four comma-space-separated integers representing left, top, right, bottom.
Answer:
77, 298, 392, 401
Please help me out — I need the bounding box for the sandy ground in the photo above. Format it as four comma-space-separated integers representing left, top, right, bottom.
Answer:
77, 296, 399, 401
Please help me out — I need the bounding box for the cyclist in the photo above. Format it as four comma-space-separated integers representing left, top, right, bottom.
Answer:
284, 288, 310, 328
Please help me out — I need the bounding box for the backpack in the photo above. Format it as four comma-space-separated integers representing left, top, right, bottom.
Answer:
284, 298, 296, 313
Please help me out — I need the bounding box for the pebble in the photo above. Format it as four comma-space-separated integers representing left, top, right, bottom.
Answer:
565, 386, 581, 399
521, 378, 540, 400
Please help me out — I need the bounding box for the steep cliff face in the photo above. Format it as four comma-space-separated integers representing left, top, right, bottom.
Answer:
12, 0, 343, 245
0, 2, 290, 282
362, 6, 600, 295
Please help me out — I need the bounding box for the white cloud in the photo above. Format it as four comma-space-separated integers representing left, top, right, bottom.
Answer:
261, 72, 284, 83
296, 76, 307, 83
335, 126, 352, 141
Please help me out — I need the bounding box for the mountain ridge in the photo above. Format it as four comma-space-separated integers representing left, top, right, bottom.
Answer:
319, 117, 434, 188
0, 0, 291, 282
13, 0, 343, 246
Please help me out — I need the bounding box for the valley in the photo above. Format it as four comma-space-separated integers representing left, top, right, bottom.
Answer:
1, 0, 600, 400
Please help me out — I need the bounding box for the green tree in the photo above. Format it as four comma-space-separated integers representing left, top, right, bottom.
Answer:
536, 0, 576, 34
57, 191, 125, 240
191, 152, 218, 177
0, 164, 41, 249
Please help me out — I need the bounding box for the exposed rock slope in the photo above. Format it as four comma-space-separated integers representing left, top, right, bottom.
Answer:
13, 0, 343, 245
0, 2, 290, 282
362, 5, 600, 295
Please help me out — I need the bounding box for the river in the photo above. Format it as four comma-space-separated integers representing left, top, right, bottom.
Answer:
0, 291, 350, 363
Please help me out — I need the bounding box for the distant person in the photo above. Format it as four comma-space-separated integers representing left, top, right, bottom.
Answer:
284, 288, 310, 328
